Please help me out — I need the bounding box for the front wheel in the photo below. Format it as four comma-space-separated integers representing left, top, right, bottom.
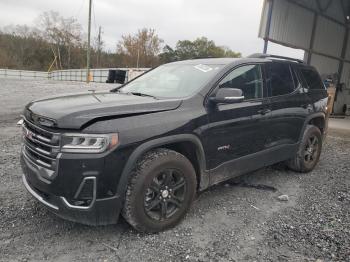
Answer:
287, 125, 322, 173
122, 148, 197, 232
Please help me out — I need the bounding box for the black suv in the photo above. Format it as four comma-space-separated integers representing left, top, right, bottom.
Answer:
20, 54, 328, 232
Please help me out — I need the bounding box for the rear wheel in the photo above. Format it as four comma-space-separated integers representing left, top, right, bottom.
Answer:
122, 148, 197, 232
287, 125, 322, 172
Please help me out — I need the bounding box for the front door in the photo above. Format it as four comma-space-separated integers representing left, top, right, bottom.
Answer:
202, 64, 271, 185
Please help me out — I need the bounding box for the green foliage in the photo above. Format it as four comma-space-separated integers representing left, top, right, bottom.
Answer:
0, 11, 242, 70
159, 37, 241, 63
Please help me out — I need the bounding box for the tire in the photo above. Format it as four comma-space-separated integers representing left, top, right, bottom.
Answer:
122, 148, 197, 232
287, 125, 322, 173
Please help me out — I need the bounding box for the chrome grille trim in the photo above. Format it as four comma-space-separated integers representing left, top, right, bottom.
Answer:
23, 116, 60, 136
22, 117, 61, 171
23, 146, 54, 169
24, 144, 55, 162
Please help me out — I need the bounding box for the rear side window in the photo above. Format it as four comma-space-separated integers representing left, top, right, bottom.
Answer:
300, 68, 324, 90
268, 63, 295, 96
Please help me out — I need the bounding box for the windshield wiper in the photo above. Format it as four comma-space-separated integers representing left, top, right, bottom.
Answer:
110, 83, 127, 92
130, 92, 157, 99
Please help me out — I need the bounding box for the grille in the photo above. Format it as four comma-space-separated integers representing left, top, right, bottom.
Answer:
22, 119, 60, 171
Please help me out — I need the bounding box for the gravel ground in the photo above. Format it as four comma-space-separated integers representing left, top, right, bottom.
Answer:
0, 79, 349, 262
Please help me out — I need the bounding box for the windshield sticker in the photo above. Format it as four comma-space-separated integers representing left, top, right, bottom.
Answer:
194, 64, 213, 73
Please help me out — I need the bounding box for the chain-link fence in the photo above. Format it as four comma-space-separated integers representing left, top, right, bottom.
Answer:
0, 69, 48, 80
0, 68, 149, 83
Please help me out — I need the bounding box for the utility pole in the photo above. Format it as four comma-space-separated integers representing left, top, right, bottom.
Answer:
86, 0, 92, 83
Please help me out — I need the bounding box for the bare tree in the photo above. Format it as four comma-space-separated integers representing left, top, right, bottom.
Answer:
117, 28, 163, 68
36, 11, 82, 69
94, 26, 104, 68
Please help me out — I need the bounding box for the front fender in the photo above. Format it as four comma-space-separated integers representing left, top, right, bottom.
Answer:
115, 134, 209, 204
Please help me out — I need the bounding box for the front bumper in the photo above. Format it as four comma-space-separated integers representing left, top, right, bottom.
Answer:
22, 173, 121, 225
21, 149, 122, 226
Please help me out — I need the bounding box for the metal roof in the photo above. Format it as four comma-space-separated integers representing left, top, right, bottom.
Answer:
259, 0, 350, 114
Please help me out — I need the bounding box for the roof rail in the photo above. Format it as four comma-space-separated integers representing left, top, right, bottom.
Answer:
248, 53, 304, 63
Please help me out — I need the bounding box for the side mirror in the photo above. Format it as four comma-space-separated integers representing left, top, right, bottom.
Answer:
210, 88, 244, 104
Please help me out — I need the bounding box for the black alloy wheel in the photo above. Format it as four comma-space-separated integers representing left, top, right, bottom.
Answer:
287, 124, 322, 173
122, 148, 197, 232
144, 169, 186, 221
304, 135, 320, 167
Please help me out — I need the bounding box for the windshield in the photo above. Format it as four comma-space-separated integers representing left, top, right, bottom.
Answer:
118, 63, 224, 98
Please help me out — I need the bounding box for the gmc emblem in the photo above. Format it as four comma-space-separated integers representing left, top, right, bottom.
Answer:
23, 127, 34, 141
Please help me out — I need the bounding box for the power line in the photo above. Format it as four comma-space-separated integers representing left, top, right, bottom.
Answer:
74, 0, 86, 19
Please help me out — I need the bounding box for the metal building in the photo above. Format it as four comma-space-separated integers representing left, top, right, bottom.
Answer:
259, 0, 350, 114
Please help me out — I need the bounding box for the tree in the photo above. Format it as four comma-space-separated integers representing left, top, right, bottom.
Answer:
159, 37, 241, 63
0, 11, 120, 71
0, 25, 52, 70
221, 46, 241, 58
175, 40, 196, 60
117, 28, 163, 68
94, 26, 104, 68
36, 11, 82, 69
0, 17, 243, 71
159, 45, 178, 64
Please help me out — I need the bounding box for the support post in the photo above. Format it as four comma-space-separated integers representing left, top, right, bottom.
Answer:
86, 0, 92, 83
307, 13, 318, 64
338, 28, 349, 82
263, 0, 274, 54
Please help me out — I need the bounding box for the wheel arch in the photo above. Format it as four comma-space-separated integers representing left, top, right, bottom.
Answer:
308, 116, 326, 135
116, 134, 209, 203
299, 112, 326, 142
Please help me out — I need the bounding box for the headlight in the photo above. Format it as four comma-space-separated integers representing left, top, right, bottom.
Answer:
61, 133, 119, 153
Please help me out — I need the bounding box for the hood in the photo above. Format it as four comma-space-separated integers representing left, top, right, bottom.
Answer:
25, 91, 182, 129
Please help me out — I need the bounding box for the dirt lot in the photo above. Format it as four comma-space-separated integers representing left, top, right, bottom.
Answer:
0, 79, 349, 262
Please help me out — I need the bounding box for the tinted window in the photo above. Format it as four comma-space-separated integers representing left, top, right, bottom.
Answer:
301, 68, 324, 90
268, 63, 295, 96
218, 65, 263, 100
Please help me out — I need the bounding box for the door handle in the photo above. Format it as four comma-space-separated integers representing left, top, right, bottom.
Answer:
257, 108, 271, 115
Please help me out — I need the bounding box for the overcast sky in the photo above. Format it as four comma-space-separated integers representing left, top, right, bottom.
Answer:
0, 0, 304, 58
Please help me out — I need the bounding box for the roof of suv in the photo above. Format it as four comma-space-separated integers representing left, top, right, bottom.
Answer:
172, 58, 240, 65
170, 54, 306, 66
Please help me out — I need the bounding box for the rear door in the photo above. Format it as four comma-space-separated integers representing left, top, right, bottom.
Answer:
265, 62, 310, 148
